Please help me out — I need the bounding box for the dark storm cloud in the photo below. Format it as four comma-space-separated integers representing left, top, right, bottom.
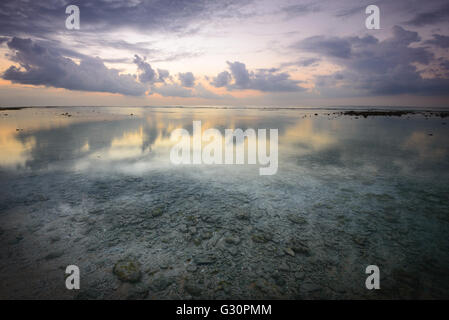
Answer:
0, 0, 250, 37
293, 36, 353, 59
2, 37, 146, 95
424, 34, 449, 49
405, 3, 449, 26
295, 26, 449, 96
178, 72, 195, 87
211, 61, 304, 92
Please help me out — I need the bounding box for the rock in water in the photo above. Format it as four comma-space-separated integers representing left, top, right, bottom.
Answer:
287, 213, 307, 225
44, 250, 64, 260
251, 228, 273, 243
194, 253, 216, 265
289, 239, 311, 256
150, 277, 174, 292
184, 282, 202, 296
151, 207, 164, 217
113, 259, 142, 283
284, 248, 295, 257
236, 210, 251, 221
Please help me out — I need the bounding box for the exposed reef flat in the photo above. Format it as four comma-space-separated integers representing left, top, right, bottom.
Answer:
337, 110, 449, 118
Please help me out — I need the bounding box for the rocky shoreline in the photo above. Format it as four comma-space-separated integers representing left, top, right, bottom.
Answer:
337, 110, 449, 118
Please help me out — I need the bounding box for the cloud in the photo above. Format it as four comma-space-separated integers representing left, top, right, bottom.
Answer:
133, 55, 173, 85
335, 5, 366, 18
2, 37, 146, 96
281, 58, 321, 68
296, 58, 321, 67
157, 69, 170, 82
281, 3, 320, 18
210, 71, 232, 87
134, 55, 157, 83
0, 0, 251, 37
178, 72, 195, 87
292, 36, 354, 59
227, 61, 251, 88
424, 34, 449, 49
294, 26, 449, 96
152, 83, 193, 98
406, 3, 449, 26
211, 61, 304, 92
0, 37, 9, 45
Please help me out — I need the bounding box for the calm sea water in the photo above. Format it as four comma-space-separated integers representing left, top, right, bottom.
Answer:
0, 106, 448, 299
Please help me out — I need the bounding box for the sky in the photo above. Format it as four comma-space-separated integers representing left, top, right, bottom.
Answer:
0, 0, 449, 107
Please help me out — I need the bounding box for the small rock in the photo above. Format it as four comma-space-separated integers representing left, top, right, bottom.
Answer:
113, 259, 141, 283
150, 277, 173, 292
201, 231, 213, 240
271, 273, 286, 287
194, 253, 216, 265
150, 207, 164, 217
184, 282, 202, 296
127, 284, 149, 299
295, 271, 306, 280
236, 211, 250, 221
251, 228, 273, 243
289, 239, 311, 256
254, 279, 269, 293
227, 247, 238, 256
186, 265, 197, 272
45, 250, 64, 260
287, 213, 307, 225
284, 248, 295, 257
278, 263, 291, 272
179, 224, 188, 233
225, 236, 241, 245
50, 235, 61, 243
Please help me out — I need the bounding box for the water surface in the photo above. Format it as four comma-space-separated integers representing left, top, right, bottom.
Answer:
0, 106, 448, 299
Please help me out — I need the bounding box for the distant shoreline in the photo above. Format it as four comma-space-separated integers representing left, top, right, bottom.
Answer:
1, 106, 449, 116
338, 110, 449, 118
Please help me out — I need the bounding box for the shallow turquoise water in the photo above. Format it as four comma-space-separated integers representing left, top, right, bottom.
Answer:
0, 107, 448, 299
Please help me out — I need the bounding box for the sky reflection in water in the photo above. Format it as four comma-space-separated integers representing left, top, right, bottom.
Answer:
0, 107, 448, 299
